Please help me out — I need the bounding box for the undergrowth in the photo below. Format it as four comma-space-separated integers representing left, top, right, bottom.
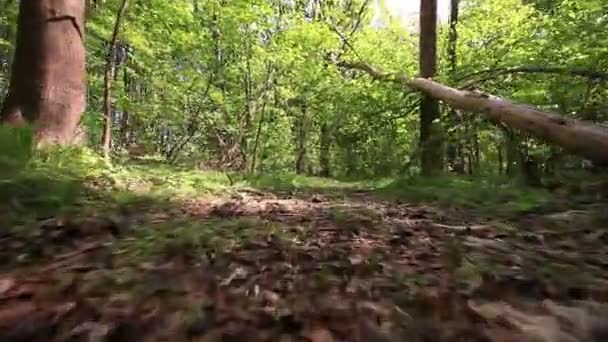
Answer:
0, 126, 231, 224
0, 125, 560, 225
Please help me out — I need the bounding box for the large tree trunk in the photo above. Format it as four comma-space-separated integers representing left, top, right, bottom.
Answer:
419, 0, 443, 175
0, 0, 86, 145
101, 0, 129, 159
338, 61, 608, 165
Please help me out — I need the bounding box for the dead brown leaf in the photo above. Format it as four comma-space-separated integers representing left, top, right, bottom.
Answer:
302, 327, 335, 342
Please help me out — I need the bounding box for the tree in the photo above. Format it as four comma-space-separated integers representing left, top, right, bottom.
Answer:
319, 122, 332, 177
338, 61, 608, 166
1, 0, 601, 179
0, 0, 86, 145
101, 0, 129, 159
419, 0, 443, 175
446, 0, 463, 173
0, 1, 18, 101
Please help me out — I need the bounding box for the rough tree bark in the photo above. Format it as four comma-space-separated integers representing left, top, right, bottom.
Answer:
101, 0, 129, 159
419, 0, 443, 175
1, 0, 86, 145
337, 61, 608, 165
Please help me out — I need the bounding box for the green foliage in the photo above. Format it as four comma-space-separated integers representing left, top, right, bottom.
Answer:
0, 0, 606, 192
32, 147, 109, 178
0, 0, 18, 99
0, 125, 34, 177
75, 0, 422, 177
110, 164, 231, 198
0, 145, 234, 224
0, 146, 107, 222
242, 173, 364, 193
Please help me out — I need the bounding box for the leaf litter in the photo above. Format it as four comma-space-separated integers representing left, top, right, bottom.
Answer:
1, 189, 608, 341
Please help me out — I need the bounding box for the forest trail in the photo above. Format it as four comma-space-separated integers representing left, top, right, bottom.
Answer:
1, 187, 608, 341
1, 0, 607, 340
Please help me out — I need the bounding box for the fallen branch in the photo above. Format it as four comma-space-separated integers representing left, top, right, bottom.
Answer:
338, 61, 608, 165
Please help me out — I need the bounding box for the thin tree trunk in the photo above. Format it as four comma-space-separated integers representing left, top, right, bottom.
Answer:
544, 148, 561, 176
473, 131, 480, 173
119, 110, 129, 147
168, 132, 195, 164
120, 51, 131, 147
250, 99, 268, 174
447, 0, 459, 77
338, 61, 608, 165
497, 143, 503, 175
504, 129, 519, 176
294, 105, 308, 174
242, 41, 253, 167
319, 123, 332, 177
1, 0, 86, 145
101, 0, 129, 159
419, 0, 443, 175
446, 0, 461, 172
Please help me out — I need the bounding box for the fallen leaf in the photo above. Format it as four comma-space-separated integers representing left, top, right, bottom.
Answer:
349, 254, 364, 265
303, 327, 334, 342
68, 321, 113, 342
0, 277, 15, 295
220, 267, 249, 286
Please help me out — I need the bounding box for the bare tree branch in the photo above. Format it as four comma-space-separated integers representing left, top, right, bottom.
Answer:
456, 66, 608, 89
336, 61, 410, 84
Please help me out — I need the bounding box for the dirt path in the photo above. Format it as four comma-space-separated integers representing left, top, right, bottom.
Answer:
1, 189, 608, 341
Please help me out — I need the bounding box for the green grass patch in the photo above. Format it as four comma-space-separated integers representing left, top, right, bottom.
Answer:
0, 125, 553, 224
0, 125, 34, 177
0, 134, 110, 222
0, 136, 235, 224
241, 172, 369, 194
376, 175, 551, 214
110, 164, 231, 199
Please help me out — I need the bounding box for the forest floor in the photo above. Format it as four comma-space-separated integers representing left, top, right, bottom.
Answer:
1, 156, 608, 341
